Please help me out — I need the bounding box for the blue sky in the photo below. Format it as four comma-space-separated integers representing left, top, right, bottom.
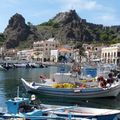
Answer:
0, 0, 120, 32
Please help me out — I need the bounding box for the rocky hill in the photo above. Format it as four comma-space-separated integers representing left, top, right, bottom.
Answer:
1, 10, 120, 49
3, 13, 41, 49
37, 10, 120, 44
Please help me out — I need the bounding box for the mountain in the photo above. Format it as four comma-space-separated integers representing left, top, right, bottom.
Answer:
3, 13, 41, 49
1, 10, 120, 49
37, 10, 120, 44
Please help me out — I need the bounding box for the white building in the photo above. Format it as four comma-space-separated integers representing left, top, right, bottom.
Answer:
83, 44, 104, 61
33, 38, 59, 62
17, 49, 33, 60
101, 44, 120, 66
50, 50, 58, 62
58, 47, 72, 62
50, 47, 81, 63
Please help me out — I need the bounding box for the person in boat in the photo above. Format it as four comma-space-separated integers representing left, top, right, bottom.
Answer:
97, 76, 107, 88
117, 73, 120, 79
71, 61, 81, 76
107, 72, 115, 86
30, 94, 42, 109
19, 101, 32, 113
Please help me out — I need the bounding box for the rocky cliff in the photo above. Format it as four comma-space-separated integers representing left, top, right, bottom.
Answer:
37, 10, 120, 44
3, 13, 40, 49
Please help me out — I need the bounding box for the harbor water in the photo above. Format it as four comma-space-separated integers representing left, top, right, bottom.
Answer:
0, 65, 120, 110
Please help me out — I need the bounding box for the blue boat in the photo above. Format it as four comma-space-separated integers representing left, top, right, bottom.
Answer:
2, 97, 64, 120
0, 96, 119, 120
0, 95, 90, 120
0, 87, 120, 120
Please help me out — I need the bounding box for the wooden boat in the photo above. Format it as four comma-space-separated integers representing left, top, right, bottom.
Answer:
1, 95, 120, 120
45, 104, 120, 120
21, 78, 120, 98
1, 97, 67, 120
0, 95, 94, 120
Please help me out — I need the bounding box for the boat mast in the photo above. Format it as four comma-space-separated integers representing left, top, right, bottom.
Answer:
17, 86, 19, 98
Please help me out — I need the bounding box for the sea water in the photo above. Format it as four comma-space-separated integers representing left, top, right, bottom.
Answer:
0, 66, 120, 110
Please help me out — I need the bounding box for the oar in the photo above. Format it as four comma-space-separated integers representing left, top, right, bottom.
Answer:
2, 114, 66, 120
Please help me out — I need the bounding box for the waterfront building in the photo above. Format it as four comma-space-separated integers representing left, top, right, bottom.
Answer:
0, 47, 5, 60
83, 44, 105, 62
58, 47, 72, 62
33, 38, 59, 62
4, 49, 17, 60
101, 43, 120, 66
50, 50, 58, 62
50, 46, 82, 63
17, 49, 33, 61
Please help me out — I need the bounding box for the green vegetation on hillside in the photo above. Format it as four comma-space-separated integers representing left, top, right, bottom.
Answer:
0, 34, 5, 46
40, 19, 60, 28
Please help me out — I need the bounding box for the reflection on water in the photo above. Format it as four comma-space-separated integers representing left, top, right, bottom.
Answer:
0, 66, 120, 110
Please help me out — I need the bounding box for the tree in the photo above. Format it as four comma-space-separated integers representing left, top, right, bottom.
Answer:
58, 55, 67, 62
73, 41, 85, 64
27, 22, 33, 26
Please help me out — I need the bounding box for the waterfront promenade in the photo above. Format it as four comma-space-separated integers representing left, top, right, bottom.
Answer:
0, 59, 73, 67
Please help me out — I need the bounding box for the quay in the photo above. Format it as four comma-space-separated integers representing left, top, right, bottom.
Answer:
0, 59, 73, 67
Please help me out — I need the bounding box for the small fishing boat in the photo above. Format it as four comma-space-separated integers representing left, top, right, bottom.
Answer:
21, 78, 120, 98
0, 65, 7, 70
46, 104, 120, 120
0, 64, 11, 70
0, 87, 76, 120
0, 94, 93, 120
1, 95, 120, 120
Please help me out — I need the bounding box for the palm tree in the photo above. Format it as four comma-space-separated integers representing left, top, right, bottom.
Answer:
74, 41, 85, 64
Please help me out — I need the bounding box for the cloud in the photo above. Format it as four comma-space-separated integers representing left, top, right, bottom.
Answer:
56, 0, 104, 11
6, 0, 19, 4
55, 0, 119, 26
100, 15, 115, 21
97, 14, 120, 26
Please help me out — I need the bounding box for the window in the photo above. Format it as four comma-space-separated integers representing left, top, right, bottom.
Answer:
117, 59, 119, 65
117, 52, 120, 57
114, 52, 116, 57
105, 53, 107, 57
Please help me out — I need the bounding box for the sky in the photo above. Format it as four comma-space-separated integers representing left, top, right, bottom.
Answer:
0, 0, 120, 32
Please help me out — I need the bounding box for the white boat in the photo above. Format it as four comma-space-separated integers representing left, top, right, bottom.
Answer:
14, 63, 27, 68
21, 78, 120, 98
44, 104, 120, 120
0, 65, 7, 70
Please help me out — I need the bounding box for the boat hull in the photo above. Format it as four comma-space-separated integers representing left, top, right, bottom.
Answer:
42, 104, 120, 120
21, 78, 120, 98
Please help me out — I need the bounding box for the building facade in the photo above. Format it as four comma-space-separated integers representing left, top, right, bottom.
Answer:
17, 49, 33, 61
33, 38, 59, 62
101, 43, 120, 66
83, 44, 104, 62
